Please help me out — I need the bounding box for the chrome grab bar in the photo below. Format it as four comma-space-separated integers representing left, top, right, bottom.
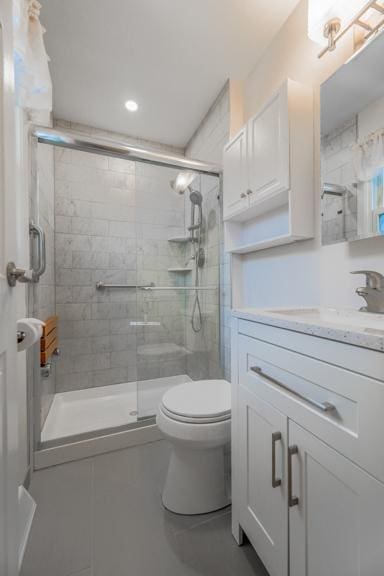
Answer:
143, 286, 218, 291
96, 283, 218, 291
30, 223, 46, 282
96, 282, 155, 290
250, 366, 335, 413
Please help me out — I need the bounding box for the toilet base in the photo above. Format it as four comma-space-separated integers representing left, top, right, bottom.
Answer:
162, 444, 231, 515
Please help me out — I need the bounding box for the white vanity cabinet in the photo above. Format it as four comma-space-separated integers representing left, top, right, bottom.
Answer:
232, 314, 384, 576
238, 386, 288, 576
223, 79, 314, 253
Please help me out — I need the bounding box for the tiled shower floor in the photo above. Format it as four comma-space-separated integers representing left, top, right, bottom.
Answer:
41, 374, 192, 442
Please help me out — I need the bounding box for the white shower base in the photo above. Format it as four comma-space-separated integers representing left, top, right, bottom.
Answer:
41, 374, 191, 443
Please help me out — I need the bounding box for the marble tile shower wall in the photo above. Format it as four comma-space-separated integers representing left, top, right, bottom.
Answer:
135, 162, 190, 382
186, 84, 231, 380
54, 149, 187, 392
185, 174, 222, 380
32, 143, 56, 427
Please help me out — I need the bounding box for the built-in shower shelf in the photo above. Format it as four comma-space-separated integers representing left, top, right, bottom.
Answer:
167, 236, 191, 243
167, 267, 193, 273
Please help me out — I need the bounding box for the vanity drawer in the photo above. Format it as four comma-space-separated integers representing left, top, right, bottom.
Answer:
237, 333, 384, 482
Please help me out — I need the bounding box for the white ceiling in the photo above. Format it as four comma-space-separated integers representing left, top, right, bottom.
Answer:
40, 0, 300, 148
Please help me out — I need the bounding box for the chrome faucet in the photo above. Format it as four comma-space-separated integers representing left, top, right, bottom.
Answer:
351, 270, 384, 314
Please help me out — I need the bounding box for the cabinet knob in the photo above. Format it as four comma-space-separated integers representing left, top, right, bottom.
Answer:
246, 189, 253, 195
240, 192, 247, 198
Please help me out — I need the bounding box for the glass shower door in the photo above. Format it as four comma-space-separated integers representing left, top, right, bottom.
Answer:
135, 167, 222, 419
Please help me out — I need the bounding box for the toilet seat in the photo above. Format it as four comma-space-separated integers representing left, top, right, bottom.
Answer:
160, 379, 231, 424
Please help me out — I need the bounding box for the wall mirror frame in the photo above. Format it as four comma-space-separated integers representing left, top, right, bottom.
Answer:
320, 30, 384, 246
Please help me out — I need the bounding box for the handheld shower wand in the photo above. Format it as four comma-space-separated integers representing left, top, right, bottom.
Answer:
169, 173, 204, 332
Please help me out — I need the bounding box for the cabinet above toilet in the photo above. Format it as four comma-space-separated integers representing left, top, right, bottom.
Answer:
223, 79, 314, 254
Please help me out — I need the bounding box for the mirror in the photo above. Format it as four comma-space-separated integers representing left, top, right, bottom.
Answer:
320, 31, 384, 245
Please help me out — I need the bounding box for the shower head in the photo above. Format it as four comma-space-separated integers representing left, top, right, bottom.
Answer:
170, 171, 196, 195
189, 190, 203, 206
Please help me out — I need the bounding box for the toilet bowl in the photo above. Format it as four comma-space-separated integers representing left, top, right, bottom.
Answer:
156, 379, 231, 515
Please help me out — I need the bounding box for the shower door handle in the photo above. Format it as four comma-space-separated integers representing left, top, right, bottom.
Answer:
30, 223, 46, 282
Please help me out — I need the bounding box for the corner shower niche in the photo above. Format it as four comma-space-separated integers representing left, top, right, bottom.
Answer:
30, 129, 222, 459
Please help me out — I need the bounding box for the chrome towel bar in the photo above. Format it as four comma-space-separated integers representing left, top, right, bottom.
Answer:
96, 282, 218, 291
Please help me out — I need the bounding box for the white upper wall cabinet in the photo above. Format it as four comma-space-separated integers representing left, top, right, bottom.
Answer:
223, 79, 314, 254
247, 86, 289, 204
222, 126, 249, 217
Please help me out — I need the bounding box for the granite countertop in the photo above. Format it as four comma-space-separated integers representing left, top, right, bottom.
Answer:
233, 307, 384, 352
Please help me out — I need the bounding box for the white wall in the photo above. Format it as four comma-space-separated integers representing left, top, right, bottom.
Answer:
238, 0, 384, 311
186, 83, 230, 164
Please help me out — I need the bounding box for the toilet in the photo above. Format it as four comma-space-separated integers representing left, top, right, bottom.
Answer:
156, 379, 231, 515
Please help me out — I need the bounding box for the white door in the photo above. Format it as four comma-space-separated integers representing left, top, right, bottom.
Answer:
247, 83, 289, 203
0, 1, 20, 574
238, 385, 288, 576
289, 421, 384, 576
223, 126, 249, 220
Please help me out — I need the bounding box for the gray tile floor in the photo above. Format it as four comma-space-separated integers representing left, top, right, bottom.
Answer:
21, 440, 268, 576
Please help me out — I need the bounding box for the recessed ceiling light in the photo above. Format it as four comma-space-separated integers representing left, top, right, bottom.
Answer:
125, 100, 138, 112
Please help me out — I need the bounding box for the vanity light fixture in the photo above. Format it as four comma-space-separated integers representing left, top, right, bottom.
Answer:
124, 99, 138, 112
308, 0, 384, 58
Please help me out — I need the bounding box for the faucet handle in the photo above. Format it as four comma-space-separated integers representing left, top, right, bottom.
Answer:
351, 270, 384, 289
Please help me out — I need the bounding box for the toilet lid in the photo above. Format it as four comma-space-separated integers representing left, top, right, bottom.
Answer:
161, 380, 231, 420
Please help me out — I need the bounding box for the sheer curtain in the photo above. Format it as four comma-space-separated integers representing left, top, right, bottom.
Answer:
353, 128, 384, 182
13, 0, 52, 111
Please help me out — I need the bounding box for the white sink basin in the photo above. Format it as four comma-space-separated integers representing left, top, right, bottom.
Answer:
266, 307, 384, 333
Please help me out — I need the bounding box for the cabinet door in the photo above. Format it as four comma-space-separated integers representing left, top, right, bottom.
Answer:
238, 385, 288, 576
289, 421, 384, 576
247, 84, 289, 202
223, 127, 248, 219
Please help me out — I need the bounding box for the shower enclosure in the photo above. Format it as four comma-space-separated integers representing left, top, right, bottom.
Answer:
29, 127, 222, 456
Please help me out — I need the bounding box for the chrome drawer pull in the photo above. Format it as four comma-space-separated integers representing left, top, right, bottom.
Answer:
250, 366, 335, 413
288, 445, 299, 507
272, 432, 282, 488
